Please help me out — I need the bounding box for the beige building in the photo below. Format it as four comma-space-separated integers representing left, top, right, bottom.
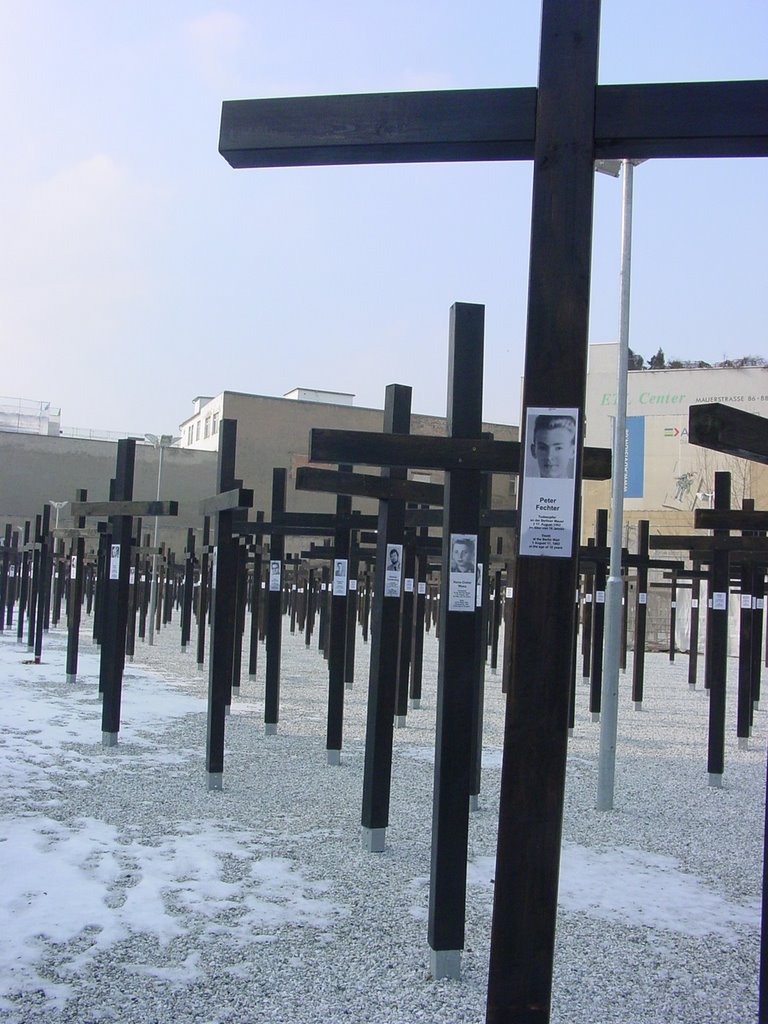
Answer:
582, 345, 768, 544
178, 389, 519, 562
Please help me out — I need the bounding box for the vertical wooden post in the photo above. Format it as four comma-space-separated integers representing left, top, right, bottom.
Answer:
265, 468, 286, 734
33, 504, 52, 663
206, 420, 239, 788
429, 301, 484, 979
181, 527, 196, 651
589, 510, 608, 718
327, 479, 352, 763
688, 561, 702, 688
486, 3, 600, 1019
361, 383, 411, 852
65, 490, 87, 682
196, 516, 211, 669
16, 521, 31, 644
631, 521, 649, 708
707, 471, 731, 785
100, 439, 136, 744
248, 512, 265, 680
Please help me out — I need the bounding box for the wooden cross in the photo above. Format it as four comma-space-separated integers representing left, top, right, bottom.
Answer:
218, 2, 768, 1018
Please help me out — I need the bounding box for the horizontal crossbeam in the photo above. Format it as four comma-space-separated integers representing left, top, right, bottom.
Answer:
295, 465, 445, 505
695, 508, 768, 531
199, 487, 254, 515
308, 428, 611, 479
689, 402, 768, 466
220, 80, 768, 169
70, 500, 179, 518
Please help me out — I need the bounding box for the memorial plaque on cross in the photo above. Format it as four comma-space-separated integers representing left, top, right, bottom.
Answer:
218, 1, 768, 1017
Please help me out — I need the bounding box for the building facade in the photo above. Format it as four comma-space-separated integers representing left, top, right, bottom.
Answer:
582, 344, 768, 542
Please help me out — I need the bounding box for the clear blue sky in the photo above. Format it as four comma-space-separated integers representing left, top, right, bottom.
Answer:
1, 1, 765, 435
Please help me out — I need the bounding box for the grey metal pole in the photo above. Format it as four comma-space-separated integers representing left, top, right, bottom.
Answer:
147, 443, 163, 646
596, 159, 635, 811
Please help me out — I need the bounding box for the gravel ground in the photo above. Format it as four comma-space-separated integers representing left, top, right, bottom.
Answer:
0, 615, 764, 1024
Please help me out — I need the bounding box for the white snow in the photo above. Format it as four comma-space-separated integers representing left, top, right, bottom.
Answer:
0, 620, 762, 1023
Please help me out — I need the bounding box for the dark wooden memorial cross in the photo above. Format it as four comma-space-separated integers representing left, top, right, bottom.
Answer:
70, 440, 179, 745
219, 1, 768, 1017
688, 402, 768, 1023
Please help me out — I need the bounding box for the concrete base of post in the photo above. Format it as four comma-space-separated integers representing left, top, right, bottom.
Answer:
362, 827, 386, 853
265, 723, 277, 736
207, 772, 223, 792
568, 728, 574, 737
327, 750, 341, 766
395, 715, 407, 728
708, 772, 723, 788
430, 949, 461, 980
469, 793, 479, 812
345, 681, 353, 691
102, 732, 118, 748
409, 698, 421, 710
738, 737, 749, 751
127, 655, 133, 663
688, 683, 696, 690
198, 663, 205, 673
633, 701, 643, 711
66, 673, 77, 684
249, 674, 256, 682
232, 685, 240, 695
755, 701, 760, 712
591, 712, 600, 723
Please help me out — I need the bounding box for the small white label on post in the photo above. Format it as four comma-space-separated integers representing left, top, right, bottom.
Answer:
475, 563, 483, 608
269, 560, 281, 592
507, 587, 514, 599
404, 577, 414, 593
70, 555, 77, 580
692, 598, 698, 608
384, 544, 403, 598
671, 601, 677, 609
449, 534, 477, 612
109, 544, 121, 580
418, 582, 427, 595
349, 579, 358, 592
595, 591, 605, 604
333, 559, 348, 597
713, 592, 727, 611
129, 567, 136, 585
741, 594, 752, 610
639, 593, 647, 605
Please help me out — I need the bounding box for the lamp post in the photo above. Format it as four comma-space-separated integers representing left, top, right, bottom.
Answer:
48, 501, 69, 530
145, 433, 179, 646
595, 158, 644, 811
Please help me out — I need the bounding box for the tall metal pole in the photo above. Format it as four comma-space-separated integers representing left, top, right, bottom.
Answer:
596, 159, 635, 811
147, 443, 164, 646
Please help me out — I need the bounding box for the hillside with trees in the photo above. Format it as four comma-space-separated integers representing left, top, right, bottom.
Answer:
628, 348, 767, 370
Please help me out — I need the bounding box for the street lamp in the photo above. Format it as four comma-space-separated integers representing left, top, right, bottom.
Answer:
595, 158, 645, 811
48, 500, 69, 530
145, 433, 180, 646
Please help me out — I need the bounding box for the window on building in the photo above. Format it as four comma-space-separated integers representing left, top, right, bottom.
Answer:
195, 421, 201, 441
212, 413, 219, 434
187, 426, 193, 445
204, 417, 211, 439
